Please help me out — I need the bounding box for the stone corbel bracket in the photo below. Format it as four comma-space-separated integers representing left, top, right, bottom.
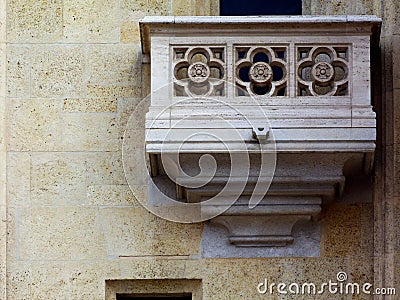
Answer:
208, 197, 321, 247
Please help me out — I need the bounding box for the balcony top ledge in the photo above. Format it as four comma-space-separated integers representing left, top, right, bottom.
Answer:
140, 15, 381, 25
140, 15, 381, 54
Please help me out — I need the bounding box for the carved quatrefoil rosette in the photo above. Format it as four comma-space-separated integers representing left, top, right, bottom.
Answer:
188, 62, 210, 83
297, 46, 349, 96
249, 62, 273, 84
312, 62, 334, 84
173, 47, 225, 97
235, 46, 287, 96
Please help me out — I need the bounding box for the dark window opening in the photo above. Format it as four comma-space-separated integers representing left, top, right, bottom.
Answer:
220, 0, 302, 16
116, 294, 192, 300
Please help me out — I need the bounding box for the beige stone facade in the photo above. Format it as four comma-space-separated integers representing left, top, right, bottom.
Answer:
0, 0, 399, 299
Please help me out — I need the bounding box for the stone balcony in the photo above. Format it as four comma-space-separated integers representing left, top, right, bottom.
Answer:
139, 16, 381, 250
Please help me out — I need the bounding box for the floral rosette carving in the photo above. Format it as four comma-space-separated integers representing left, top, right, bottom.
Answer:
173, 47, 225, 97
235, 46, 287, 96
297, 46, 349, 96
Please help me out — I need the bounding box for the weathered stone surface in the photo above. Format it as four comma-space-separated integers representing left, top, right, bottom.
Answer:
384, 0, 400, 34
199, 258, 348, 299
62, 112, 119, 151
8, 260, 119, 299
87, 85, 141, 98
100, 207, 203, 256
63, 0, 120, 43
306, 0, 375, 15
172, 0, 195, 15
86, 152, 126, 185
9, 97, 120, 152
33, 261, 119, 299
18, 207, 106, 260
0, 45, 5, 92
350, 256, 374, 288
8, 98, 62, 151
6, 261, 31, 299
0, 1, 6, 297
87, 45, 140, 86
63, 98, 117, 113
30, 152, 87, 206
360, 203, 374, 257
124, 184, 148, 206
0, 1, 5, 43
87, 185, 137, 206
119, 258, 187, 279
201, 259, 282, 299
321, 203, 362, 257
6, 208, 18, 262
6, 45, 30, 98
393, 36, 400, 90
120, 21, 141, 44
7, 152, 30, 207
395, 143, 400, 196
121, 0, 170, 17
118, 97, 146, 149
7, 0, 63, 43
31, 45, 86, 98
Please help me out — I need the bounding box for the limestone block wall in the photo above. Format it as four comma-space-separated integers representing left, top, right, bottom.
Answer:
1, 0, 396, 299
0, 0, 7, 298
375, 0, 400, 297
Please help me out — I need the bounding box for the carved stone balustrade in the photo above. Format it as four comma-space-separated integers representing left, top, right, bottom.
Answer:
139, 16, 381, 248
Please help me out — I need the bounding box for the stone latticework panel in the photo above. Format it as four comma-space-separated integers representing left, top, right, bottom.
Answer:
235, 46, 288, 96
173, 46, 226, 96
297, 45, 350, 96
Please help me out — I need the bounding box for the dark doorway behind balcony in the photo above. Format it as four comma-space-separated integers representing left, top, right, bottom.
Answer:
220, 0, 302, 16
